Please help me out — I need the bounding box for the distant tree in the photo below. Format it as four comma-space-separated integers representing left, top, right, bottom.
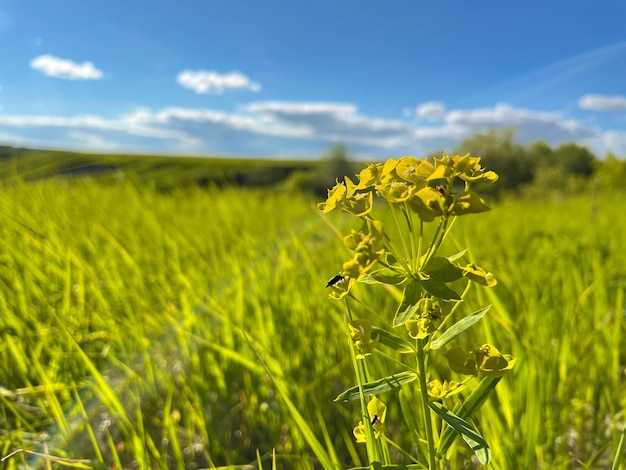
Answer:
593, 152, 626, 191
454, 128, 535, 194
322, 143, 354, 182
287, 143, 360, 197
526, 140, 553, 169
520, 142, 596, 197
551, 143, 596, 177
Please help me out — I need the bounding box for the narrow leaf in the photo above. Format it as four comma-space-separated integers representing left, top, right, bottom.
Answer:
420, 279, 460, 300
438, 376, 501, 457
422, 257, 463, 282
447, 249, 468, 263
335, 372, 418, 402
393, 282, 421, 326
429, 401, 490, 464
364, 268, 407, 285
429, 305, 491, 350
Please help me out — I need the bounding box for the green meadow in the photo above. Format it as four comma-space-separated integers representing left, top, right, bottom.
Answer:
0, 152, 625, 469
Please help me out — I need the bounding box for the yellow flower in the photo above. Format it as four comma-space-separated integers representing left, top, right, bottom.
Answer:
317, 179, 348, 214
355, 162, 384, 189
318, 176, 373, 216
349, 319, 380, 356
353, 397, 387, 443
462, 263, 497, 287
444, 344, 515, 377
396, 156, 435, 184
427, 380, 464, 399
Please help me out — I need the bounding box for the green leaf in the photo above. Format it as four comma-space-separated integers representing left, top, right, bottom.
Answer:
372, 327, 415, 353
420, 279, 460, 300
335, 372, 418, 402
429, 305, 491, 350
438, 376, 501, 457
422, 257, 463, 282
429, 401, 490, 465
393, 282, 422, 326
443, 346, 478, 376
365, 267, 407, 285
447, 249, 468, 263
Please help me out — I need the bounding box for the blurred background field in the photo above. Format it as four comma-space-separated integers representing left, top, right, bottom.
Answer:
3, 1, 626, 467
0, 141, 624, 469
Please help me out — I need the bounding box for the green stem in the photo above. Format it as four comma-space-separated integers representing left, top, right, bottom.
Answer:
348, 294, 395, 331
404, 201, 422, 272
421, 215, 448, 269
416, 218, 424, 272
436, 280, 472, 332
389, 201, 411, 265
416, 339, 437, 469
383, 435, 421, 464
343, 299, 381, 465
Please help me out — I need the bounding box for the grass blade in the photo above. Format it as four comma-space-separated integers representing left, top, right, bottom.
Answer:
244, 333, 339, 470
612, 426, 625, 470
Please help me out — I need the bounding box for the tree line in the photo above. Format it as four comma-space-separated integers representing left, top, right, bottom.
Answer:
314, 130, 625, 197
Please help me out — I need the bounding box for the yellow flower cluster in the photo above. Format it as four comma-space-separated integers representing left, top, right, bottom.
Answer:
327, 219, 385, 299
318, 154, 498, 221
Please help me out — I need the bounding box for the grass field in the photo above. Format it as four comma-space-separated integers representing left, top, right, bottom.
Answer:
0, 168, 624, 468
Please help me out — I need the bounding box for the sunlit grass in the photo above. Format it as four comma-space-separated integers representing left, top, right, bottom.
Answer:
0, 177, 624, 468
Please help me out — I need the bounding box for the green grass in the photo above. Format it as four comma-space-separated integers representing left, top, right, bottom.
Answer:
0, 175, 624, 469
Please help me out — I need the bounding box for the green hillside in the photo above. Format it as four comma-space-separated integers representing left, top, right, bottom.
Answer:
0, 145, 322, 190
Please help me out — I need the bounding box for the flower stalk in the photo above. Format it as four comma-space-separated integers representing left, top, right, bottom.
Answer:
321, 154, 515, 469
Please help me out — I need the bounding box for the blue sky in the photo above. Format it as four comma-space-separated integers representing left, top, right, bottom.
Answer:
1, 0, 625, 158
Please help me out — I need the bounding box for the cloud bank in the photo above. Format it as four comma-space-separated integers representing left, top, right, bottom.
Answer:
578, 94, 626, 111
0, 100, 624, 158
416, 102, 446, 122
176, 70, 261, 94
30, 55, 103, 80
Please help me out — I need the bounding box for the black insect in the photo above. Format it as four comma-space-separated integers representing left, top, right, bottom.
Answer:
326, 274, 345, 287
371, 415, 379, 426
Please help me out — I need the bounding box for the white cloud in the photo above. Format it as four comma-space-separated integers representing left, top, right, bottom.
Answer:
444, 103, 597, 143
416, 101, 446, 121
30, 54, 103, 80
599, 130, 626, 155
67, 131, 119, 149
0, 102, 624, 157
244, 101, 412, 148
176, 70, 261, 94
578, 94, 626, 111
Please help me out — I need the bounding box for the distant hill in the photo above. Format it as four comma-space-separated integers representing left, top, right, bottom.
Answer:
0, 145, 323, 190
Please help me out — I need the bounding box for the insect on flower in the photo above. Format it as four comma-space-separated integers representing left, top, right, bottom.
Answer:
371, 414, 379, 426
326, 274, 345, 287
